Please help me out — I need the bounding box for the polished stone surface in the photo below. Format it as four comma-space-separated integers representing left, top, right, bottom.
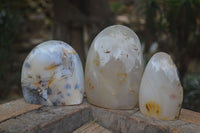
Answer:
85, 25, 144, 109
21, 40, 84, 105
139, 52, 183, 120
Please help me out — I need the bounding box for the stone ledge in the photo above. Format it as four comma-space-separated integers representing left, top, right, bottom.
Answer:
0, 99, 42, 122
0, 99, 200, 133
0, 99, 92, 133
91, 106, 200, 133
73, 122, 112, 133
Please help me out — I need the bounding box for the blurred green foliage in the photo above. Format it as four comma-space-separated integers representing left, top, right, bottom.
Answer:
0, 1, 20, 54
110, 1, 126, 13
144, 0, 200, 51
183, 74, 200, 111
0, 1, 22, 99
0, 0, 52, 101
142, 0, 200, 111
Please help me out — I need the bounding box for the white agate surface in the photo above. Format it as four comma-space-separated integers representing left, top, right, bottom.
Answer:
21, 40, 84, 105
85, 25, 144, 109
139, 52, 183, 120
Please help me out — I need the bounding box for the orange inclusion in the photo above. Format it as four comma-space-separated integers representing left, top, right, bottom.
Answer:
123, 73, 127, 78
104, 51, 110, 53
48, 75, 55, 86
93, 59, 100, 66
70, 51, 76, 54
34, 82, 40, 87
117, 73, 127, 84
162, 117, 167, 120
129, 89, 135, 93
145, 101, 161, 115
45, 64, 59, 70
88, 81, 94, 90
129, 84, 135, 93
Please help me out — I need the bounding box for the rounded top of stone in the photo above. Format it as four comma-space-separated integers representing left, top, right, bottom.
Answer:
150, 52, 176, 69
34, 40, 75, 52
152, 51, 171, 58
147, 52, 180, 83
89, 25, 143, 72
93, 25, 140, 48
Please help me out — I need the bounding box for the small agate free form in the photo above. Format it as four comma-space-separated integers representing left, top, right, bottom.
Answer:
21, 40, 84, 105
139, 52, 183, 120
85, 25, 144, 109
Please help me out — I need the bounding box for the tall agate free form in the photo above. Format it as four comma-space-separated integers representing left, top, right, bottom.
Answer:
21, 40, 84, 105
85, 25, 144, 109
139, 52, 183, 120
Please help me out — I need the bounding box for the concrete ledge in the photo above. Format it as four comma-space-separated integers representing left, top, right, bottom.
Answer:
0, 99, 200, 133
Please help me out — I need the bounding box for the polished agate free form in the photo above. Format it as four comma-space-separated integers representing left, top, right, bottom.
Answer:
85, 25, 144, 109
21, 40, 84, 105
139, 52, 183, 120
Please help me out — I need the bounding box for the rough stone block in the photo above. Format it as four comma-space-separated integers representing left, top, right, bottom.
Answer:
0, 99, 200, 133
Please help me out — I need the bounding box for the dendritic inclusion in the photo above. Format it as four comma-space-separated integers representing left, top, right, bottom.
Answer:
85, 25, 144, 109
21, 40, 84, 105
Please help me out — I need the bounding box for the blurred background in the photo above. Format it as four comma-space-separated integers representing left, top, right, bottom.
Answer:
0, 0, 200, 112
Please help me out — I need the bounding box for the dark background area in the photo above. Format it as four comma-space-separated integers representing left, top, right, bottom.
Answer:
0, 0, 200, 112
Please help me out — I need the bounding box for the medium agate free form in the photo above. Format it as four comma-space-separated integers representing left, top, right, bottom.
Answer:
21, 40, 84, 105
139, 52, 183, 120
85, 25, 144, 109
